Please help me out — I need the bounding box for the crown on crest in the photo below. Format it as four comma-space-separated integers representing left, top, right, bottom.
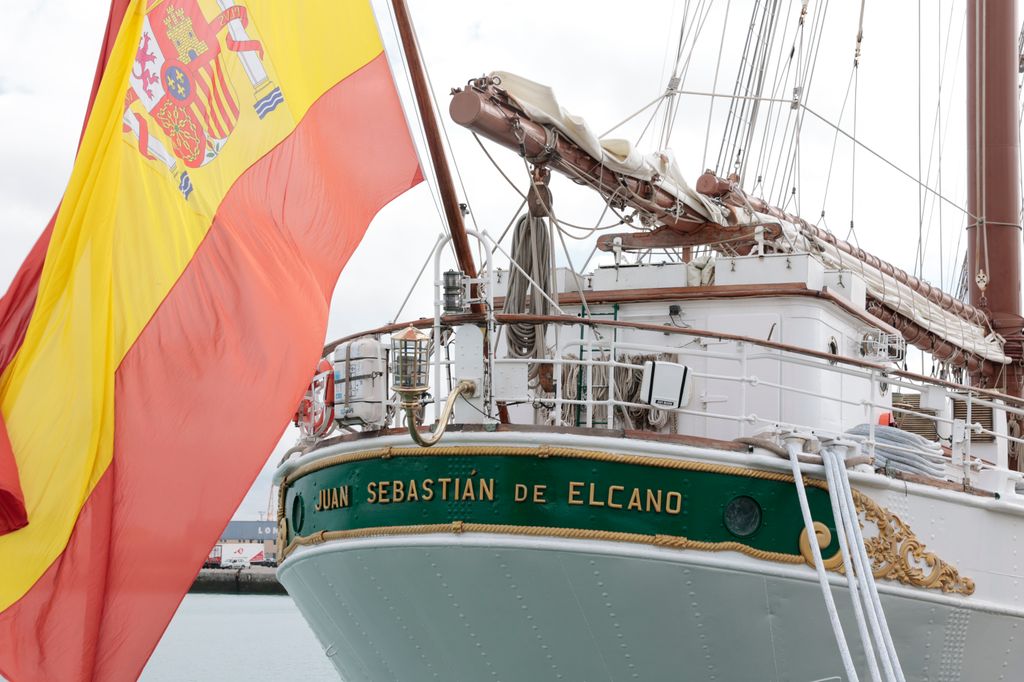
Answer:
163, 6, 187, 29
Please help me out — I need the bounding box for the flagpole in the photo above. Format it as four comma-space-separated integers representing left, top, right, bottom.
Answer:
390, 0, 482, 313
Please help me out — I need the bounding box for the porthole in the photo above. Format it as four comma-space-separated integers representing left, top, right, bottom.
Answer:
291, 493, 306, 534
723, 495, 762, 538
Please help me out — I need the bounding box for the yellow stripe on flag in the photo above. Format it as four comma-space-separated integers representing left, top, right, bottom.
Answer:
0, 0, 385, 610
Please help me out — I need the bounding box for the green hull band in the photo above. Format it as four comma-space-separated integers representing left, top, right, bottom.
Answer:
282, 451, 839, 560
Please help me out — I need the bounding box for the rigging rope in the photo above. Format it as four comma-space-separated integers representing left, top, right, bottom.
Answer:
701, 0, 733, 170
660, 0, 714, 151
503, 214, 554, 374
916, 0, 924, 282
775, 0, 831, 209
750, 0, 798, 191
761, 1, 807, 201
380, 0, 453, 254
717, 0, 773, 176
471, 133, 628, 232
915, 0, 962, 295
816, 67, 856, 220
739, 0, 783, 181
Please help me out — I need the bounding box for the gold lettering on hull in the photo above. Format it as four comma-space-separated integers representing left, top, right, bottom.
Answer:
314, 485, 352, 512
566, 482, 682, 514
359, 477, 684, 514
365, 478, 498, 505
514, 483, 547, 504
608, 485, 624, 509
481, 479, 495, 501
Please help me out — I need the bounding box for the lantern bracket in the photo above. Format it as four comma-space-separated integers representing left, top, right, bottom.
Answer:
403, 379, 477, 447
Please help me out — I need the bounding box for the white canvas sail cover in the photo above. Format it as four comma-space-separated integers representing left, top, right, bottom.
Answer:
492, 71, 727, 225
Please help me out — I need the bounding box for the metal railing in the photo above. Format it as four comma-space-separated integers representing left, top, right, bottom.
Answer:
317, 228, 1024, 492
422, 314, 1024, 486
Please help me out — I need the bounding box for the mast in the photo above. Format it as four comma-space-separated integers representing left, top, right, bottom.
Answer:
967, 0, 1023, 398
391, 0, 481, 309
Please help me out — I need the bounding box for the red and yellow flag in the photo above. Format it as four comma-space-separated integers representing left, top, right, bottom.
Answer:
0, 0, 420, 679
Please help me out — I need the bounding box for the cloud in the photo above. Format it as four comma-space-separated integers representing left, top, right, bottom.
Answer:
0, 77, 30, 96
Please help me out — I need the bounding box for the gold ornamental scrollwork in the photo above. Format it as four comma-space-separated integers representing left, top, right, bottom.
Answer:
799, 521, 844, 571
852, 490, 976, 596
798, 492, 974, 595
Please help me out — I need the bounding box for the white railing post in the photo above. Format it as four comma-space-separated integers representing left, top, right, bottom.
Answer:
431, 229, 497, 421
554, 333, 564, 426
585, 335, 594, 428
867, 371, 878, 461
608, 331, 616, 429
739, 340, 748, 437
966, 392, 974, 462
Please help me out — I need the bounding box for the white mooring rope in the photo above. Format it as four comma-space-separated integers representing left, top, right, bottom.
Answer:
786, 440, 860, 682
820, 445, 882, 682
825, 444, 906, 682
787, 438, 906, 682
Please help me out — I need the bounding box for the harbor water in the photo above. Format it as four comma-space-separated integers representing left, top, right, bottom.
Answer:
141, 594, 336, 681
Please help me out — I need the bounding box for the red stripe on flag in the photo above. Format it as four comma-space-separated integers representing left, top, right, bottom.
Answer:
213, 57, 240, 120
0, 53, 421, 681
0, 0, 132, 537
193, 68, 227, 139
205, 61, 235, 134
188, 91, 217, 141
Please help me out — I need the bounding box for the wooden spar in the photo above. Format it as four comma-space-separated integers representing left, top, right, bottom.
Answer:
390, 0, 481, 311
967, 0, 1024, 398
450, 81, 709, 232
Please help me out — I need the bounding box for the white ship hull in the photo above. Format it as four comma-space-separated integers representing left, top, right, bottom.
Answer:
281, 537, 1019, 681
277, 432, 1024, 681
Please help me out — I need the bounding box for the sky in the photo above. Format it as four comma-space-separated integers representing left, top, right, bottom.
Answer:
0, 1, 1007, 518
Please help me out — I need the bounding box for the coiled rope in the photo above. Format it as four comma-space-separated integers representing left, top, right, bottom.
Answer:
503, 213, 554, 381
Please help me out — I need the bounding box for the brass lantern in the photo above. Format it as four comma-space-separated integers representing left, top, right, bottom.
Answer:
391, 326, 431, 407
390, 325, 475, 448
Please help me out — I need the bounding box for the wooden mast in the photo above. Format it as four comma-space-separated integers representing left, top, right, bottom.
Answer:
967, 0, 1023, 466
391, 0, 481, 311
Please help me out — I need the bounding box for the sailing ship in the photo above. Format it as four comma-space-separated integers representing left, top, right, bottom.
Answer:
275, 1, 1024, 679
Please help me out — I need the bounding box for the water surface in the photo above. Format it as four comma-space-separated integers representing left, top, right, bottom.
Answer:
141, 594, 336, 681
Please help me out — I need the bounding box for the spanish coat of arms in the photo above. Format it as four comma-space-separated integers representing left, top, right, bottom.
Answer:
123, 0, 284, 199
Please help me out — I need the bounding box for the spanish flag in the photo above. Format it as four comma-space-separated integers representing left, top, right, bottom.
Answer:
0, 0, 420, 679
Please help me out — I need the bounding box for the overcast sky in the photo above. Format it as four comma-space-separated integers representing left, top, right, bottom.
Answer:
0, 1, 1006, 518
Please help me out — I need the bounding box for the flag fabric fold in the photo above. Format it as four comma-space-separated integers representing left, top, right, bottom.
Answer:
0, 0, 133, 539
0, 420, 26, 534
0, 1, 421, 679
